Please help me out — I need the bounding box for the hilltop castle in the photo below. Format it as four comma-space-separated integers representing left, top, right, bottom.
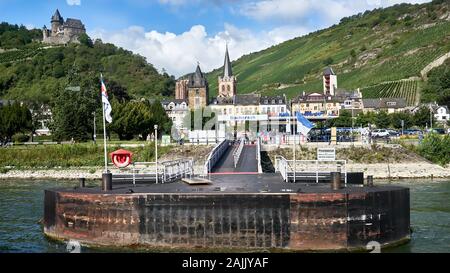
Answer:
42, 9, 86, 45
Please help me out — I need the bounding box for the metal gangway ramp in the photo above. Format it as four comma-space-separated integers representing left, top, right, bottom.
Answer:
210, 139, 259, 174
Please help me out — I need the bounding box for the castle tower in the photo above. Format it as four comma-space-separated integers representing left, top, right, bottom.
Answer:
218, 44, 236, 98
323, 67, 337, 96
175, 79, 189, 100
187, 63, 209, 109
51, 9, 64, 35
42, 25, 49, 39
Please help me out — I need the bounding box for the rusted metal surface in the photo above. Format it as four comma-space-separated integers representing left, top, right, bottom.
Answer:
44, 186, 410, 251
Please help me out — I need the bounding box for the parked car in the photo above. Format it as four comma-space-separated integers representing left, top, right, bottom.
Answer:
428, 128, 446, 135
372, 129, 390, 138
307, 128, 330, 142
387, 129, 400, 137
403, 129, 422, 135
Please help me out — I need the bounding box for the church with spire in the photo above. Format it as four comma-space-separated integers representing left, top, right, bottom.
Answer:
174, 46, 237, 110
218, 44, 237, 98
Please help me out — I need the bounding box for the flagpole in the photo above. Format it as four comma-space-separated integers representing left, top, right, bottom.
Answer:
102, 101, 108, 173
101, 74, 108, 173
293, 115, 296, 183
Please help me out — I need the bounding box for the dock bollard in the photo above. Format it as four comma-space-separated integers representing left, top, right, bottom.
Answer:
367, 175, 374, 187
102, 172, 113, 191
79, 178, 85, 188
331, 172, 341, 190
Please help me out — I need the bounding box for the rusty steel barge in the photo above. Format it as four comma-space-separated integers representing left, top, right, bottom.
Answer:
43, 173, 410, 252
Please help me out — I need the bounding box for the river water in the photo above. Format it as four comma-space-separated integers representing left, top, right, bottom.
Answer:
0, 179, 449, 253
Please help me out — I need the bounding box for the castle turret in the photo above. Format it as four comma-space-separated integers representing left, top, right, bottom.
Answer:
187, 63, 209, 109
51, 9, 64, 35
42, 25, 49, 39
218, 44, 237, 98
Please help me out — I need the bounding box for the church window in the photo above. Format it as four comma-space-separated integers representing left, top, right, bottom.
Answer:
227, 85, 230, 92
222, 86, 225, 92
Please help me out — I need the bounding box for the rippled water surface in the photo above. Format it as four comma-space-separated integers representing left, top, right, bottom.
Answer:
0, 179, 449, 253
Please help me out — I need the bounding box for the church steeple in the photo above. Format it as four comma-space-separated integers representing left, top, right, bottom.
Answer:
223, 44, 233, 78
218, 44, 237, 98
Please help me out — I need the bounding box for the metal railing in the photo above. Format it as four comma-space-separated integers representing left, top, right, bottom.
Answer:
204, 139, 229, 174
256, 137, 262, 173
160, 158, 194, 183
275, 156, 347, 184
233, 138, 245, 168
110, 158, 194, 185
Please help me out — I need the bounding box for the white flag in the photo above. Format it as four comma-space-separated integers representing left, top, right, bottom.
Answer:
101, 75, 112, 123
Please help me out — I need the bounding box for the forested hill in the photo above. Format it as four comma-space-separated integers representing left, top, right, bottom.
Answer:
0, 23, 175, 103
206, 0, 450, 105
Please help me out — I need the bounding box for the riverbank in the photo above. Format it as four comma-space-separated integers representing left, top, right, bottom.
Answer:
0, 162, 449, 180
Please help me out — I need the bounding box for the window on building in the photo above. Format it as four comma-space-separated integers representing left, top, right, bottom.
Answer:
195, 97, 200, 106
227, 85, 230, 92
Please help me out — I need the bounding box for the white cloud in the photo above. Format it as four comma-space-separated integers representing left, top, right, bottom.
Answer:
90, 0, 431, 77
240, 0, 431, 26
66, 0, 81, 6
90, 23, 309, 78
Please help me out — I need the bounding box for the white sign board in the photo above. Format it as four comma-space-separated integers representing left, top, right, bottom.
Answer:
218, 114, 268, 122
317, 148, 336, 161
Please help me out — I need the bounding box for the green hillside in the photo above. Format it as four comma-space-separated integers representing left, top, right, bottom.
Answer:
0, 23, 175, 103
206, 0, 450, 104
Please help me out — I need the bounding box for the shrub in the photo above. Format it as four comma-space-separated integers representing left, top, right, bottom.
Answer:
417, 134, 450, 166
12, 134, 30, 143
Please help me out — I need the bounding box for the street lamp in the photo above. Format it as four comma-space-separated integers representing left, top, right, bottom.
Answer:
93, 111, 97, 144
154, 124, 158, 184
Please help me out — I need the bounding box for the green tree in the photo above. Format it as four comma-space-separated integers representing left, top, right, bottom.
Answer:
109, 100, 171, 140
421, 60, 450, 107
78, 33, 93, 48
374, 111, 391, 128
50, 74, 98, 141
413, 106, 435, 128
149, 100, 172, 137
390, 112, 413, 129
355, 112, 376, 127
326, 110, 352, 127
0, 101, 32, 141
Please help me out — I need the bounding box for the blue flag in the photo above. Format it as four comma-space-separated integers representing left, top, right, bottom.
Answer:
296, 112, 314, 136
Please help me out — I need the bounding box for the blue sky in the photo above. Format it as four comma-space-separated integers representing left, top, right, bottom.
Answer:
0, 0, 431, 76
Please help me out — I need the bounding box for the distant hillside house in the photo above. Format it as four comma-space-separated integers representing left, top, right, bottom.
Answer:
434, 105, 449, 122
161, 99, 189, 130
42, 9, 86, 45
412, 103, 450, 123
362, 98, 407, 114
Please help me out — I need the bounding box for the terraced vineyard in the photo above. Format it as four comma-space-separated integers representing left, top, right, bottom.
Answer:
361, 80, 420, 106
0, 47, 44, 64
